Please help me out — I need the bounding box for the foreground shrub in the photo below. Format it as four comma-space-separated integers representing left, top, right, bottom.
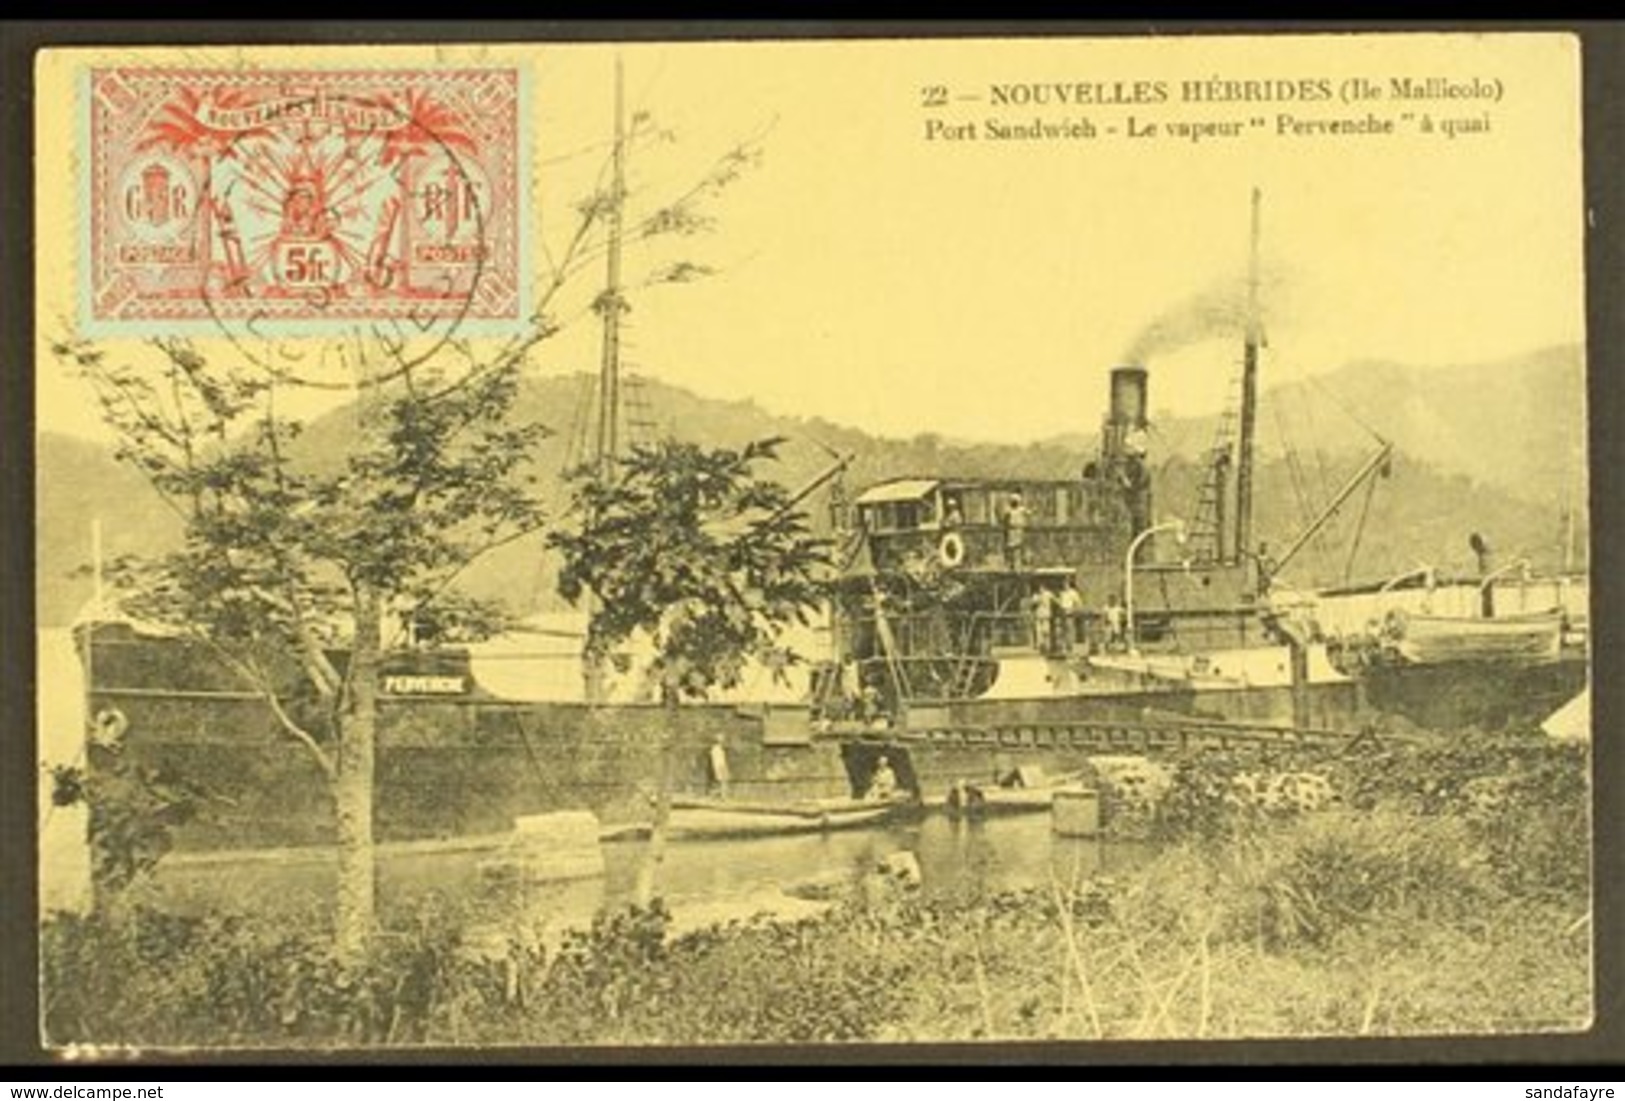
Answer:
1242, 809, 1497, 950
41, 757, 1592, 1048
42, 897, 504, 1048
1471, 743, 1590, 901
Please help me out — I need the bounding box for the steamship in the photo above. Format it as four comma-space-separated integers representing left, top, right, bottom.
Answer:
806, 191, 1583, 746
67, 185, 1588, 853
813, 357, 1587, 739
72, 339, 1586, 854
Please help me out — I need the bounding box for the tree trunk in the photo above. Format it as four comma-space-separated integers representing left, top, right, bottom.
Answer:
632, 690, 679, 907
333, 584, 381, 963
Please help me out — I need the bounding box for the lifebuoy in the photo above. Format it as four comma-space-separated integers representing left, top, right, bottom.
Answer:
91, 706, 129, 747
938, 531, 966, 569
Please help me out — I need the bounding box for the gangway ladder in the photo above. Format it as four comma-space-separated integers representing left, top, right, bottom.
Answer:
870, 585, 915, 705
949, 654, 983, 700
1189, 365, 1245, 563
946, 611, 994, 700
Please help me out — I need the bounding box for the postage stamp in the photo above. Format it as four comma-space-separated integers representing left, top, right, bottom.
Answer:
83, 67, 525, 332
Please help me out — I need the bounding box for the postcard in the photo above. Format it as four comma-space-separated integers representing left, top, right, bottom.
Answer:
33, 30, 1592, 1054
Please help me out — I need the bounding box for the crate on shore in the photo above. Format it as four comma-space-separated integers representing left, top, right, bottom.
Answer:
1052, 788, 1101, 837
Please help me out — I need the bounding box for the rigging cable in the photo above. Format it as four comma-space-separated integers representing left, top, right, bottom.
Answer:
1306, 369, 1387, 446
1287, 381, 1341, 581
1272, 396, 1322, 571
563, 370, 598, 473
1343, 466, 1382, 585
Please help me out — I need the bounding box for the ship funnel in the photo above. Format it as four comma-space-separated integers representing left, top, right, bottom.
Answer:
1109, 365, 1149, 429
1102, 364, 1153, 536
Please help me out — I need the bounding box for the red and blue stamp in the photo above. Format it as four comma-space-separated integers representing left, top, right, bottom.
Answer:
83, 67, 527, 336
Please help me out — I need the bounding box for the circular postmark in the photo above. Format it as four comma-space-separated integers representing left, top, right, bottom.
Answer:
196, 87, 494, 387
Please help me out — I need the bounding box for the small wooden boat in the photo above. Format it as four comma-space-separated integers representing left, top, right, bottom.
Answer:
940, 781, 1092, 817
1391, 610, 1564, 665
938, 766, 1089, 817
666, 795, 908, 840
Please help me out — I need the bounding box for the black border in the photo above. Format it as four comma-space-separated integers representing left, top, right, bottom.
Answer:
3, 18, 1622, 1075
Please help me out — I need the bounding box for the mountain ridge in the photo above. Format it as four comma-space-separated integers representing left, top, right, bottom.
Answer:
36, 344, 1587, 627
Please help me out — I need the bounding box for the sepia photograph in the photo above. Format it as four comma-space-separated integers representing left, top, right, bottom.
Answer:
31, 29, 1594, 1053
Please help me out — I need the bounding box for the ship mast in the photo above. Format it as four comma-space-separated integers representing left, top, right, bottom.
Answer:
1234, 186, 1263, 565
582, 57, 628, 704
594, 55, 628, 477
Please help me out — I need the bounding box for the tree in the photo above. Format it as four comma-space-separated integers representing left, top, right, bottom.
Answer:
52, 336, 550, 960
548, 438, 833, 898
54, 110, 771, 965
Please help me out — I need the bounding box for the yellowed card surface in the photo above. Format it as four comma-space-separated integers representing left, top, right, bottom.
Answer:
36, 32, 1590, 1052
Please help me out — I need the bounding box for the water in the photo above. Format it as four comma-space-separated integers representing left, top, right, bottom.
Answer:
131, 815, 1154, 938
606, 814, 1150, 910
39, 628, 1152, 934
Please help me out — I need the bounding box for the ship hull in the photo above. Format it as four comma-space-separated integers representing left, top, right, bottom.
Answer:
65, 625, 1585, 857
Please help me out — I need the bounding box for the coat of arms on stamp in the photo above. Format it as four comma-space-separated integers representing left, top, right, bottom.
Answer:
85, 67, 525, 332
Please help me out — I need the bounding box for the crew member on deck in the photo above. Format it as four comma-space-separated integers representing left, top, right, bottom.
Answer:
1255, 541, 1278, 596
1031, 587, 1055, 653
1002, 491, 1030, 570
858, 682, 891, 729
1057, 580, 1084, 653
1103, 593, 1127, 652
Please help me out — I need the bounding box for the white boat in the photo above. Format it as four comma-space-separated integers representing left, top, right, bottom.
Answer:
1391, 610, 1564, 665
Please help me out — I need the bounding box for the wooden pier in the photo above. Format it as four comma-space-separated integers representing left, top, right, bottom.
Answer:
823, 714, 1380, 757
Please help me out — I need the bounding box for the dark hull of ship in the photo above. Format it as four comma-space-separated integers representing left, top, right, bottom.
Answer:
76, 625, 1586, 855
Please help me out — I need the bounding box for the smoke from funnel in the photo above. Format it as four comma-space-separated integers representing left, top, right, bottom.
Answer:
1122, 266, 1287, 364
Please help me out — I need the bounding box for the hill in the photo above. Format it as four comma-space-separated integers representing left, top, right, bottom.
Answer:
35, 434, 187, 629
36, 347, 1588, 626
1045, 344, 1586, 508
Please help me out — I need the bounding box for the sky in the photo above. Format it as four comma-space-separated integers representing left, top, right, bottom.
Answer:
35, 33, 1585, 446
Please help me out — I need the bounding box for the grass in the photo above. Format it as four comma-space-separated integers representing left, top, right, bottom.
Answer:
884, 814, 1589, 1041
41, 817, 1591, 1047
42, 737, 1593, 1047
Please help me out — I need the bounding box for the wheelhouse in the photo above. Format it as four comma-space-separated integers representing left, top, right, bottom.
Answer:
846, 477, 1129, 577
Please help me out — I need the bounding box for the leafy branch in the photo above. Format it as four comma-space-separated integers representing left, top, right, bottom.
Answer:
549, 437, 831, 704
